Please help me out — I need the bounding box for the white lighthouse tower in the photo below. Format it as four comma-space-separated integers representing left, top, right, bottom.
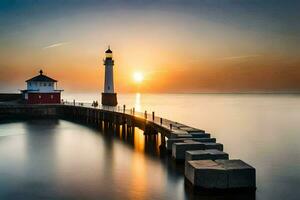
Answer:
101, 46, 117, 106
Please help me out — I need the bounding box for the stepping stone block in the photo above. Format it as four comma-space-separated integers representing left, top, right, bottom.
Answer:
185, 149, 229, 161
183, 141, 223, 151
190, 132, 211, 138
202, 142, 223, 151
185, 159, 256, 189
166, 138, 188, 151
171, 133, 193, 139
179, 127, 205, 133
172, 142, 205, 160
192, 138, 216, 143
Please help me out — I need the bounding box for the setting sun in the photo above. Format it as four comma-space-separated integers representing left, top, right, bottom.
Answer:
133, 72, 144, 83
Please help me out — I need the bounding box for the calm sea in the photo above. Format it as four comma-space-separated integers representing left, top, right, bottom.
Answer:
0, 93, 300, 200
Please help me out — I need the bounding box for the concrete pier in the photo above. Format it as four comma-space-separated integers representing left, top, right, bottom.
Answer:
193, 138, 216, 143
166, 138, 216, 151
190, 132, 211, 138
171, 140, 224, 160
200, 142, 223, 151
0, 103, 256, 191
185, 149, 229, 162
170, 133, 193, 139
172, 142, 205, 160
185, 159, 256, 189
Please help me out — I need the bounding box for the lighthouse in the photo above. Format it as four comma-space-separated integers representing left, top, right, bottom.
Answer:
101, 46, 118, 106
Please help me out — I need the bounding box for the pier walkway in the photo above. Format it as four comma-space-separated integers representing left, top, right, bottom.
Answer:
63, 101, 205, 138
0, 102, 256, 190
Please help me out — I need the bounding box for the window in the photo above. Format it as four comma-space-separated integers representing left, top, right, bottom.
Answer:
51, 95, 53, 99
49, 83, 52, 86
44, 83, 47, 86
29, 83, 31, 86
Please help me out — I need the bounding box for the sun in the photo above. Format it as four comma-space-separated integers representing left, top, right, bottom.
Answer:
133, 72, 144, 83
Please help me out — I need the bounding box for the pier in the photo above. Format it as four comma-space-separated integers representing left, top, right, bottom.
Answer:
0, 102, 256, 191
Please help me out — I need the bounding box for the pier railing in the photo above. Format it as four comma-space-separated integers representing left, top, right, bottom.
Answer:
61, 101, 191, 134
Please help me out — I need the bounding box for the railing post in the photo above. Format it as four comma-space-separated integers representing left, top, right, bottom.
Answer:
152, 111, 155, 121
133, 107, 135, 115
170, 123, 172, 130
160, 117, 163, 125
123, 105, 126, 113
73, 99, 75, 106
144, 111, 147, 119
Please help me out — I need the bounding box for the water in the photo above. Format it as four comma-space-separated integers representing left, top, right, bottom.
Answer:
1, 93, 300, 200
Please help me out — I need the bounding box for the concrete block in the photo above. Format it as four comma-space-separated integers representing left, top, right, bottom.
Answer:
171, 133, 193, 139
183, 141, 223, 151
202, 142, 224, 151
192, 138, 216, 143
185, 159, 256, 189
217, 159, 256, 188
185, 149, 229, 162
172, 142, 205, 160
183, 139, 199, 143
190, 132, 210, 138
166, 138, 188, 151
185, 160, 227, 188
179, 127, 205, 133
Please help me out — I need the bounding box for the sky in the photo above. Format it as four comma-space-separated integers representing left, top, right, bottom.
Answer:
0, 0, 299, 93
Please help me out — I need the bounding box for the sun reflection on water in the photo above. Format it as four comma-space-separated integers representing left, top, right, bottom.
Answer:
135, 93, 142, 112
133, 128, 145, 152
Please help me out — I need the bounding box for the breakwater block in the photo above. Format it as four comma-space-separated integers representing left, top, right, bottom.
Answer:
183, 140, 223, 151
172, 142, 205, 160
171, 133, 193, 139
167, 138, 216, 151
185, 149, 229, 162
179, 127, 205, 133
192, 138, 216, 143
202, 142, 223, 151
190, 132, 210, 138
185, 159, 256, 189
167, 138, 188, 151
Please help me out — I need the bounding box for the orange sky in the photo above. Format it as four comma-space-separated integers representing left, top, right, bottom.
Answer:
0, 1, 299, 93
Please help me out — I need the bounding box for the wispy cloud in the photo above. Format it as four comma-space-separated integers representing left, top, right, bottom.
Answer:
218, 54, 261, 60
43, 42, 68, 49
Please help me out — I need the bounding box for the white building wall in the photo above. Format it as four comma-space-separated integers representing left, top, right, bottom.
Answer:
104, 64, 114, 93
27, 81, 56, 92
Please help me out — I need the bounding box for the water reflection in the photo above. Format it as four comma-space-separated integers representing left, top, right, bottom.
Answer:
135, 93, 141, 112
55, 93, 300, 199
88, 120, 255, 200
0, 119, 255, 200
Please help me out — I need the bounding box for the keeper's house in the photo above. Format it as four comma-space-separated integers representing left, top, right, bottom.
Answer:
21, 70, 63, 104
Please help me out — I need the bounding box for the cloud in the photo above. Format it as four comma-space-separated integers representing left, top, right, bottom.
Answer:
218, 54, 261, 60
43, 42, 68, 49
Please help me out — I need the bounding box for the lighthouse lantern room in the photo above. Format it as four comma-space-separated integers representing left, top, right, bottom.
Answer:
21, 70, 63, 104
101, 46, 118, 106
